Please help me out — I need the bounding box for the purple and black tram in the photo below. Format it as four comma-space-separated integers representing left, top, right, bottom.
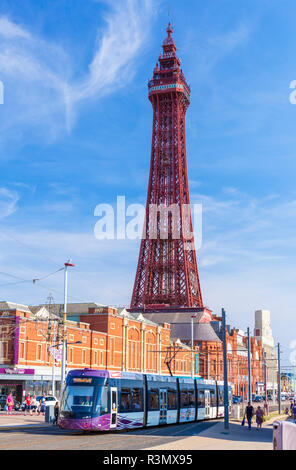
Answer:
58, 369, 232, 432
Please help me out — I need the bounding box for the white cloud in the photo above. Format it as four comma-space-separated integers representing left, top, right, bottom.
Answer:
0, 1, 156, 140
0, 187, 19, 218
0, 16, 31, 39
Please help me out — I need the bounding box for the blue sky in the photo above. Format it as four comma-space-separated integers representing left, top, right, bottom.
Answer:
0, 0, 295, 367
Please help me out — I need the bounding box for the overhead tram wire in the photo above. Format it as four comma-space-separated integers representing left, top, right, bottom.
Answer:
0, 226, 65, 269
0, 268, 101, 305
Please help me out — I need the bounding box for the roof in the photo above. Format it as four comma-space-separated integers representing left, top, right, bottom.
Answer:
142, 312, 221, 343
118, 309, 162, 328
29, 302, 106, 315
0, 301, 31, 313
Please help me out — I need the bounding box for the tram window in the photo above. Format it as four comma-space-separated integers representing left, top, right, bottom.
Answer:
188, 389, 195, 408
210, 390, 216, 406
132, 388, 143, 411
180, 390, 188, 407
120, 388, 132, 412
95, 386, 109, 415
219, 389, 224, 406
197, 390, 205, 407
148, 389, 159, 411
167, 389, 177, 410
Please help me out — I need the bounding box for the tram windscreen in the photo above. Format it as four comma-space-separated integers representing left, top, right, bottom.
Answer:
62, 385, 95, 416
60, 379, 109, 418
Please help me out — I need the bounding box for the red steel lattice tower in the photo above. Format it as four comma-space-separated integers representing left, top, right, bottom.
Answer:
130, 23, 203, 309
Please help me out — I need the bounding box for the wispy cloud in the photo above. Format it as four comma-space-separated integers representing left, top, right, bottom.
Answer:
0, 16, 31, 39
0, 0, 157, 141
0, 187, 19, 218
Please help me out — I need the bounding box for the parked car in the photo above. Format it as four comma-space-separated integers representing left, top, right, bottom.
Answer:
253, 395, 263, 402
0, 395, 7, 410
232, 396, 243, 404
21, 395, 58, 412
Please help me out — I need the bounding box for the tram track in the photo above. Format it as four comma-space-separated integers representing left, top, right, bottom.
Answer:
0, 420, 218, 450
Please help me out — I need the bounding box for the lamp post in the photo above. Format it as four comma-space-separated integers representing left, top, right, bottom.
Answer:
54, 339, 81, 397
61, 260, 75, 395
222, 308, 229, 430
247, 327, 252, 403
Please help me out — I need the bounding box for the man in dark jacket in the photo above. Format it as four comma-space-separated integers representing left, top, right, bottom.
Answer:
245, 402, 254, 430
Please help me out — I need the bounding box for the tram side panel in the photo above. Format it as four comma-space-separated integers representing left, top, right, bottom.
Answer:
113, 376, 145, 431
145, 375, 178, 427
178, 378, 195, 423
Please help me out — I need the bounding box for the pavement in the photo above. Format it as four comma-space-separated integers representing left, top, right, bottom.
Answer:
0, 411, 49, 430
145, 414, 290, 451
0, 411, 292, 450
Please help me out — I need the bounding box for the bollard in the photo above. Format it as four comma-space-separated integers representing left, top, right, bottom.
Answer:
273, 420, 296, 450
45, 405, 55, 423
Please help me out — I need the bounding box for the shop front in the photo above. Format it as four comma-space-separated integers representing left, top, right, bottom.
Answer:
0, 368, 62, 402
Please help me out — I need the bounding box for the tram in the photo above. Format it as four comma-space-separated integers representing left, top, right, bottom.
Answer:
58, 369, 232, 431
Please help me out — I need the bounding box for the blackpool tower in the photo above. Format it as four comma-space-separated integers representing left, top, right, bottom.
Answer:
130, 22, 203, 311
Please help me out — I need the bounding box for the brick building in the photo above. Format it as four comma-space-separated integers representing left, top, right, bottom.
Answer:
0, 301, 264, 403
139, 310, 263, 397
0, 302, 196, 402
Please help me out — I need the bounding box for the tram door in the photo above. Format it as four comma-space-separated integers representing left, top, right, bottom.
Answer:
110, 387, 118, 429
204, 390, 211, 419
159, 389, 168, 425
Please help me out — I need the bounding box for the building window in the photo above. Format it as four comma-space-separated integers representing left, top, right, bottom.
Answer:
69, 348, 74, 364
82, 336, 87, 344
109, 338, 115, 366
20, 342, 25, 359
36, 344, 42, 361
100, 339, 104, 345
82, 349, 86, 365
20, 326, 26, 334
69, 334, 74, 342
110, 323, 115, 330
100, 351, 104, 365
0, 341, 8, 359
94, 338, 98, 345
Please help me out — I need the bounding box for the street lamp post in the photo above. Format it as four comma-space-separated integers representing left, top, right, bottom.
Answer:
222, 308, 229, 430
278, 342, 281, 415
61, 260, 75, 395
247, 327, 252, 403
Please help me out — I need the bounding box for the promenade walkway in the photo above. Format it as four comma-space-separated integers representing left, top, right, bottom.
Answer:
0, 411, 50, 430
145, 415, 290, 451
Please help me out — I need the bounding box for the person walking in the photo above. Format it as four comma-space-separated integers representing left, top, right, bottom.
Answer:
53, 402, 59, 426
256, 406, 264, 430
244, 402, 254, 430
6, 393, 14, 415
24, 394, 32, 416
292, 402, 296, 424
31, 395, 37, 414
40, 395, 46, 416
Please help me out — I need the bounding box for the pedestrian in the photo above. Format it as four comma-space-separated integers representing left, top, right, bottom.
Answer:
31, 395, 37, 414
24, 393, 32, 416
40, 395, 46, 416
264, 401, 269, 416
244, 402, 254, 430
6, 392, 14, 415
256, 406, 264, 430
37, 399, 42, 415
53, 401, 59, 426
290, 400, 294, 417
292, 402, 296, 424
